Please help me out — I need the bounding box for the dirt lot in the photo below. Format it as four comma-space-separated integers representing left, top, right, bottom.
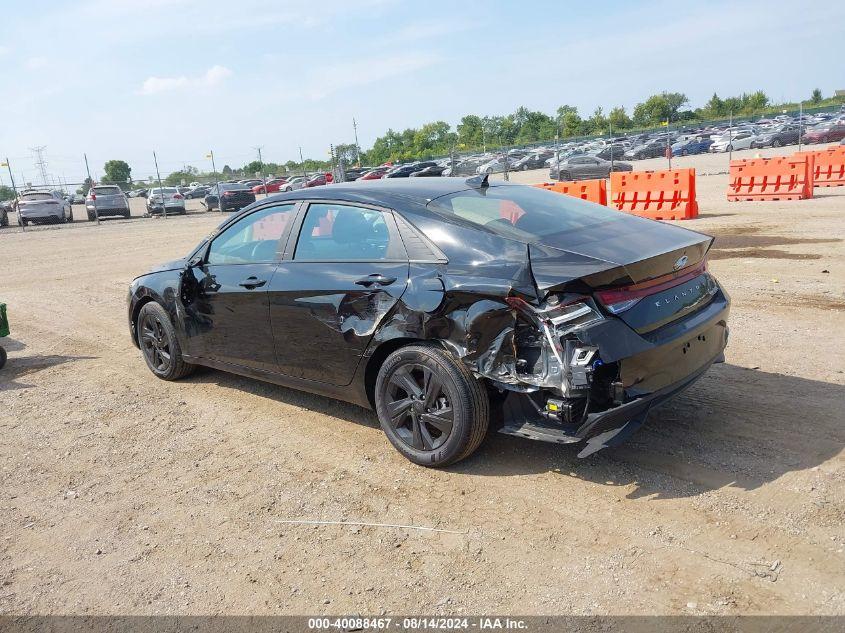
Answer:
1, 150, 844, 616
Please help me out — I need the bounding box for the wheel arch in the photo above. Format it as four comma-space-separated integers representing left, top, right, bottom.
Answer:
130, 296, 157, 347
363, 337, 431, 408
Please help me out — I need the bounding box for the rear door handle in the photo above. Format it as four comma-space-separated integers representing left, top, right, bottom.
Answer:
355, 274, 397, 287
238, 276, 267, 289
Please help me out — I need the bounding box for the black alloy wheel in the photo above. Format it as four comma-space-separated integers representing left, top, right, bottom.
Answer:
375, 344, 489, 467
140, 311, 172, 374
137, 302, 195, 380
384, 363, 453, 452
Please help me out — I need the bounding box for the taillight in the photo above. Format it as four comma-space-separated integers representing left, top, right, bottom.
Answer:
595, 259, 708, 314
90, 194, 96, 200
173, 193, 184, 199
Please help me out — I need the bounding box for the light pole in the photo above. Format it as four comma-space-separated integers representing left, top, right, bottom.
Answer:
2, 157, 23, 231
153, 151, 167, 220
206, 150, 219, 211
84, 153, 99, 225
352, 118, 362, 167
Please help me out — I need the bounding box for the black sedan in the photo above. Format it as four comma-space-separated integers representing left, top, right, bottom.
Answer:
409, 165, 446, 177
128, 178, 730, 466
203, 183, 256, 212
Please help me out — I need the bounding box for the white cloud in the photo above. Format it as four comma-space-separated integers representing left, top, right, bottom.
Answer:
139, 65, 232, 95
303, 53, 441, 100
25, 56, 49, 70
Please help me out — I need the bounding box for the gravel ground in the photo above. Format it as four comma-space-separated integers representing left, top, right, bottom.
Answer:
1, 146, 844, 616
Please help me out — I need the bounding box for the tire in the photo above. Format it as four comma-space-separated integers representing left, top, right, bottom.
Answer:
123, 210, 131, 219
374, 343, 489, 467
0, 345, 6, 370
560, 171, 571, 181
87, 212, 95, 221
1, 212, 8, 227
521, 164, 528, 171
772, 139, 782, 148
726, 145, 733, 152
137, 302, 195, 381
21, 219, 28, 227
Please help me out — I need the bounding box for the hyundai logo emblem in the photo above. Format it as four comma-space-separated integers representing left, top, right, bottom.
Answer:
673, 255, 689, 271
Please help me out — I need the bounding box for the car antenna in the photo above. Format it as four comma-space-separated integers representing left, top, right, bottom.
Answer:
465, 173, 489, 189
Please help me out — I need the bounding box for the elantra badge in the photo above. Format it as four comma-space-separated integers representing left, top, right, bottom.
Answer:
673, 255, 688, 271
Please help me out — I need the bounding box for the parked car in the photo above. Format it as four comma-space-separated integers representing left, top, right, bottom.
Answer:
342, 168, 369, 181
476, 157, 518, 175
239, 179, 263, 188
671, 137, 714, 155
128, 178, 730, 467
277, 176, 308, 192
17, 189, 73, 225
550, 155, 632, 181
409, 165, 447, 177
251, 178, 289, 195
146, 187, 186, 215
184, 185, 210, 199
204, 183, 256, 212
623, 141, 666, 160
593, 145, 628, 161
357, 168, 390, 180
0, 200, 12, 227
71, 193, 86, 204
802, 123, 845, 144
303, 173, 333, 188
750, 125, 801, 148
710, 130, 757, 152
85, 185, 130, 221
512, 152, 553, 171
385, 162, 438, 178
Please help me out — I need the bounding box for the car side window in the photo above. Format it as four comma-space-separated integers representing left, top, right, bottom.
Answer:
294, 203, 393, 261
207, 204, 297, 265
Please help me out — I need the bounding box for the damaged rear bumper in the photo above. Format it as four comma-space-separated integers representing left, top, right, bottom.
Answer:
497, 290, 730, 456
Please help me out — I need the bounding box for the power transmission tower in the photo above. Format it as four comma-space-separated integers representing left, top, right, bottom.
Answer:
30, 145, 49, 185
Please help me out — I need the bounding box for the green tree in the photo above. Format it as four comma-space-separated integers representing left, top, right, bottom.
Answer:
607, 106, 632, 131
222, 165, 232, 176
0, 185, 16, 201
810, 88, 823, 105
102, 160, 131, 190
513, 107, 557, 144
587, 106, 608, 135
703, 93, 725, 117
77, 177, 93, 195
457, 115, 484, 149
556, 105, 583, 137
164, 170, 198, 186
633, 92, 689, 126
742, 90, 769, 114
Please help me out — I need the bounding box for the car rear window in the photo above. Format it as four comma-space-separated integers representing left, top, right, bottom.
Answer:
21, 192, 54, 201
93, 186, 122, 195
427, 185, 623, 241
150, 188, 177, 194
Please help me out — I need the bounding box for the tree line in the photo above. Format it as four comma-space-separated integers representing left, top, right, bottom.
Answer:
9, 86, 835, 200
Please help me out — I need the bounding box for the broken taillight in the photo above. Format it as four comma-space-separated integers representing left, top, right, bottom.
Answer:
595, 259, 708, 314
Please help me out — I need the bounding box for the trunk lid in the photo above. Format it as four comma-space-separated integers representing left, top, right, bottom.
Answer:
528, 214, 714, 333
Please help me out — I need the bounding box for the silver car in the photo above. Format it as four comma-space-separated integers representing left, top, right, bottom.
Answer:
86, 185, 130, 221
17, 190, 73, 226
146, 187, 186, 215
278, 176, 307, 192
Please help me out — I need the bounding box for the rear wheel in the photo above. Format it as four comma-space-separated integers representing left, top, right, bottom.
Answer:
375, 344, 489, 467
0, 345, 6, 369
137, 302, 196, 381
772, 139, 782, 147
560, 171, 571, 181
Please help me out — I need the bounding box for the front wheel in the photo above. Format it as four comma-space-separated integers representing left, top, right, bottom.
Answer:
375, 344, 489, 467
772, 139, 782, 147
137, 302, 196, 380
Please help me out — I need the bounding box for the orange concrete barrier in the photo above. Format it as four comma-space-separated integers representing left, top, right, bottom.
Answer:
610, 168, 698, 220
795, 147, 845, 187
534, 179, 607, 206
727, 156, 814, 201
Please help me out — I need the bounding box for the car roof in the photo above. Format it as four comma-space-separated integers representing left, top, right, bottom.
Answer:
264, 177, 516, 209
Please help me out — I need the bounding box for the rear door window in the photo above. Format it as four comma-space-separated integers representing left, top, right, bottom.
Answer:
294, 203, 398, 261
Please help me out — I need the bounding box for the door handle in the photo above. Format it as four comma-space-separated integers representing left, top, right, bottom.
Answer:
238, 276, 267, 289
355, 274, 397, 287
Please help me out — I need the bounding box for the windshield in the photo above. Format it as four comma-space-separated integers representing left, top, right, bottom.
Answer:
427, 185, 623, 242
93, 186, 122, 195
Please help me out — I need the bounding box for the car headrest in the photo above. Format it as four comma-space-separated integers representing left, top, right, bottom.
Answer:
331, 210, 372, 244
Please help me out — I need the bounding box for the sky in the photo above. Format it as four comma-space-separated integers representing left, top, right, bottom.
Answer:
1, 0, 843, 186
